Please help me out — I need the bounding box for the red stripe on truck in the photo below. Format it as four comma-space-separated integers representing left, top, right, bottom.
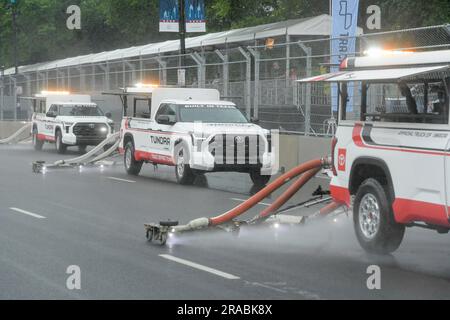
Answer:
37, 134, 55, 142
331, 184, 450, 227
330, 185, 351, 207
352, 123, 449, 156
134, 151, 175, 166
393, 198, 450, 227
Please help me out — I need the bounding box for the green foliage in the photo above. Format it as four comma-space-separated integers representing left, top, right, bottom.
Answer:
0, 0, 448, 68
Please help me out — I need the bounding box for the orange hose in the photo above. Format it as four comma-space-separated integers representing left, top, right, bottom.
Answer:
318, 201, 342, 217
209, 158, 327, 226
254, 168, 321, 222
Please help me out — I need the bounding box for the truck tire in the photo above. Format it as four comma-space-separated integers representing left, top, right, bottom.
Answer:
353, 178, 405, 254
55, 130, 67, 154
174, 143, 196, 185
250, 170, 271, 186
124, 141, 143, 176
32, 128, 44, 151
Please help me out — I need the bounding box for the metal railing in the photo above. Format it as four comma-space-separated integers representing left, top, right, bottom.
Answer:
1, 24, 449, 135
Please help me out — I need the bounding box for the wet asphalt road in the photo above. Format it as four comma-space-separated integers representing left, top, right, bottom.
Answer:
0, 143, 449, 300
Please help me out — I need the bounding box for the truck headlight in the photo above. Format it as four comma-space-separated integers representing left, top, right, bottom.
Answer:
100, 127, 108, 133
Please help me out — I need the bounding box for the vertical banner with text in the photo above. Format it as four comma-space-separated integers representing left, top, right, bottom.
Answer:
331, 0, 360, 112
185, 0, 206, 33
160, 0, 180, 32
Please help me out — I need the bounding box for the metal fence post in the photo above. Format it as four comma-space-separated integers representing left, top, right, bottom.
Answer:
67, 67, 71, 90
78, 66, 85, 92
98, 63, 109, 91
58, 69, 66, 90
156, 56, 167, 86
24, 74, 31, 97
298, 42, 312, 136
139, 55, 144, 82
0, 78, 3, 121
191, 52, 206, 88
214, 49, 229, 97
286, 35, 290, 81
92, 64, 96, 92
248, 47, 260, 120
238, 47, 252, 119
10, 76, 17, 121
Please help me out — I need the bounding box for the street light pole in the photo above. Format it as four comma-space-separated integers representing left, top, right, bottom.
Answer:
0, 66, 4, 121
179, 0, 186, 65
11, 0, 18, 75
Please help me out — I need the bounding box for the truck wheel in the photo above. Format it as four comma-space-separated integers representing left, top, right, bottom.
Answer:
32, 129, 44, 151
250, 170, 271, 186
55, 130, 67, 154
353, 178, 405, 254
124, 142, 143, 176
174, 143, 195, 185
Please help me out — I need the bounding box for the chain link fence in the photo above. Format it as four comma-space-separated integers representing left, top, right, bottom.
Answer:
1, 24, 449, 131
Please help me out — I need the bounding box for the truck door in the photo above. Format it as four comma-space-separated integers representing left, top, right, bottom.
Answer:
152, 104, 177, 159
44, 104, 58, 139
446, 138, 450, 221
446, 78, 450, 222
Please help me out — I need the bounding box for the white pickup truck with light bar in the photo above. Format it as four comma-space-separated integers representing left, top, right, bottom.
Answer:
117, 86, 277, 185
31, 91, 115, 154
300, 49, 450, 254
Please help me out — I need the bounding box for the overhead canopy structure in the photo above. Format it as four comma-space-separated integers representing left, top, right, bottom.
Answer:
298, 65, 450, 83
4, 14, 362, 76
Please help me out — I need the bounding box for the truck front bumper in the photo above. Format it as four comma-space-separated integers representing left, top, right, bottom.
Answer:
190, 151, 276, 174
63, 133, 112, 146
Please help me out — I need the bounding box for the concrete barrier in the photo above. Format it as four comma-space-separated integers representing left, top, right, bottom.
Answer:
275, 133, 332, 203
0, 121, 31, 140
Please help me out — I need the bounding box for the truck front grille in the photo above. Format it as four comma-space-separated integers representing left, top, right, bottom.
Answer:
208, 134, 266, 165
73, 123, 108, 138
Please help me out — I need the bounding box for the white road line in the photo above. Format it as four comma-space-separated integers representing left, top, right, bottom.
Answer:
9, 208, 46, 219
230, 198, 271, 206
159, 254, 240, 280
106, 177, 136, 183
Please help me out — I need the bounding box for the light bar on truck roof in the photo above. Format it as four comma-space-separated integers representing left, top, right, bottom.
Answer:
342, 49, 450, 70
134, 83, 158, 89
363, 48, 414, 58
40, 90, 71, 95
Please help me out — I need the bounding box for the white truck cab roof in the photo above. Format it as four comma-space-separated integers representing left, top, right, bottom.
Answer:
55, 102, 98, 106
298, 49, 450, 83
161, 99, 236, 106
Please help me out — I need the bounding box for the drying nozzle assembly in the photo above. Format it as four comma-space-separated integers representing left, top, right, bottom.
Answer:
32, 132, 120, 173
145, 157, 345, 245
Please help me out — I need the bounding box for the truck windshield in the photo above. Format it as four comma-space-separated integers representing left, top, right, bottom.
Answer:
60, 105, 104, 117
179, 104, 248, 123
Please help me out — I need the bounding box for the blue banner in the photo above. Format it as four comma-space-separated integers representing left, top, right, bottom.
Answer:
331, 0, 360, 111
185, 0, 206, 33
160, 0, 179, 32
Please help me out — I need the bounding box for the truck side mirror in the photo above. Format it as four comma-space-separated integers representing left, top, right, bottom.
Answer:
46, 111, 57, 118
250, 117, 260, 124
156, 115, 176, 125
105, 112, 112, 119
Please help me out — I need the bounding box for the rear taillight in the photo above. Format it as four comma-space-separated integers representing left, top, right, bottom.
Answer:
339, 58, 348, 70
331, 137, 338, 176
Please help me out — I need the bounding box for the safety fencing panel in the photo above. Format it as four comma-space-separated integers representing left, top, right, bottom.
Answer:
1, 25, 450, 133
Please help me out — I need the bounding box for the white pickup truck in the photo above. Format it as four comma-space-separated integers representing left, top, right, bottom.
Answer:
31, 91, 115, 154
300, 49, 450, 254
118, 87, 277, 185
